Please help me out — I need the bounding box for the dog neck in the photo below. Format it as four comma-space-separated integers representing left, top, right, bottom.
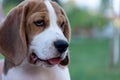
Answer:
2, 59, 70, 80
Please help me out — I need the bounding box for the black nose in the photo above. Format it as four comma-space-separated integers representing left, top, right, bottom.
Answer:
54, 40, 69, 53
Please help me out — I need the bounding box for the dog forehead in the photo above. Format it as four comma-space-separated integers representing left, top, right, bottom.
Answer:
26, 0, 62, 20
25, 0, 64, 41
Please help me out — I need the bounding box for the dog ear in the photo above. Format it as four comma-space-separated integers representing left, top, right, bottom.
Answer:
60, 9, 71, 66
60, 8, 71, 42
0, 2, 29, 66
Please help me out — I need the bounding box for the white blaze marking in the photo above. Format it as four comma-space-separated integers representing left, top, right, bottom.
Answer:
45, 0, 57, 26
44, 0, 64, 36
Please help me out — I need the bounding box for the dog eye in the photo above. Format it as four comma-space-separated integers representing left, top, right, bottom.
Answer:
34, 20, 45, 27
60, 22, 65, 29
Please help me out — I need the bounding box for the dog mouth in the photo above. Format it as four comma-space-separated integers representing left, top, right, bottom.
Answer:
29, 53, 63, 65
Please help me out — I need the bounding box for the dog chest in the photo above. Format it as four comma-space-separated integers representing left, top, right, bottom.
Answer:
2, 66, 70, 80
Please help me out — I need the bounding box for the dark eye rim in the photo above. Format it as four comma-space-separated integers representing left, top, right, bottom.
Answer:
60, 22, 65, 29
34, 20, 45, 27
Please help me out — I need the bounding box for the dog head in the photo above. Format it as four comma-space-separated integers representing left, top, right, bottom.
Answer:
0, 0, 71, 67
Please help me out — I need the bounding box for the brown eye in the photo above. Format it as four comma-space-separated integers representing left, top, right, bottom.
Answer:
34, 20, 45, 27
60, 22, 65, 29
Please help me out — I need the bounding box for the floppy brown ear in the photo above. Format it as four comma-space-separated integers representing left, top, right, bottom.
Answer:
60, 9, 71, 66
0, 3, 28, 66
61, 9, 71, 42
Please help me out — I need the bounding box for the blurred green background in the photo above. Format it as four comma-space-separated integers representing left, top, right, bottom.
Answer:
0, 0, 120, 80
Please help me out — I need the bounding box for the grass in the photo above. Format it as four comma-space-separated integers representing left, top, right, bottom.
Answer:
0, 55, 3, 59
1, 37, 120, 80
3, 4, 16, 16
69, 37, 120, 80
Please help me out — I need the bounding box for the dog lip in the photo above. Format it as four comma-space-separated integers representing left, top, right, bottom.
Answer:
30, 52, 39, 64
30, 52, 46, 64
30, 52, 62, 65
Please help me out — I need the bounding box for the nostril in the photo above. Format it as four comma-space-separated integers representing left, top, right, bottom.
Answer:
54, 40, 69, 53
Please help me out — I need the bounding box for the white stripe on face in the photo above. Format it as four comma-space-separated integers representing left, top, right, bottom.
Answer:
30, 0, 68, 60
44, 0, 65, 36
44, 0, 57, 26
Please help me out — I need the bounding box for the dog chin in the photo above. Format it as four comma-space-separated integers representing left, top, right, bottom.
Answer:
33, 60, 56, 67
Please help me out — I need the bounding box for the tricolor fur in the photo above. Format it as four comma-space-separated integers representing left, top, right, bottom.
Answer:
0, 0, 71, 80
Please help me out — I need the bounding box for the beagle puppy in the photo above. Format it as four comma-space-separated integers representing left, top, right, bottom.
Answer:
0, 0, 71, 80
